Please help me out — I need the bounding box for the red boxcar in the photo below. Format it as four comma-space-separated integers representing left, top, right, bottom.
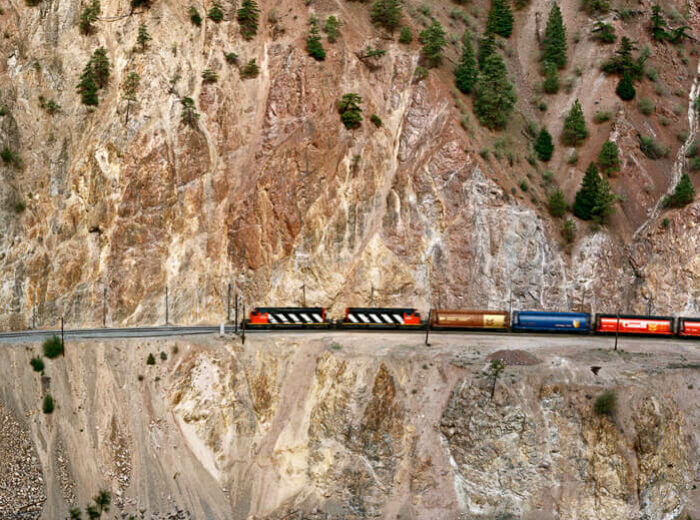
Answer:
595, 314, 674, 335
678, 317, 700, 337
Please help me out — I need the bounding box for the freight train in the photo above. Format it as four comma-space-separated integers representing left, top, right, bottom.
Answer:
244, 307, 700, 338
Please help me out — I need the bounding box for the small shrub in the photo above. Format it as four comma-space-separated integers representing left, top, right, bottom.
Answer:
567, 149, 579, 164
479, 148, 490, 160
689, 156, 700, 171
160, 351, 167, 361
0, 147, 20, 167
146, 353, 156, 365
638, 97, 654, 115
639, 135, 669, 159
562, 218, 576, 243
240, 59, 260, 78
677, 130, 689, 142
538, 102, 547, 112
646, 67, 658, 82
686, 140, 698, 158
324, 15, 341, 43
201, 69, 218, 83
414, 66, 428, 81
43, 394, 55, 414
370, 114, 382, 127
519, 180, 528, 192
13, 199, 26, 213
659, 116, 671, 126
30, 356, 45, 373
594, 110, 612, 123
225, 52, 238, 64
548, 189, 567, 217
137, 374, 144, 381
43, 335, 63, 359
172, 345, 179, 355
338, 93, 362, 129
594, 390, 616, 416
662, 218, 669, 228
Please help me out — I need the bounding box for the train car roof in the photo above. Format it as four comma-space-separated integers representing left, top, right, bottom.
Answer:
514, 311, 590, 316
346, 307, 418, 313
595, 313, 675, 320
252, 307, 326, 312
433, 309, 509, 313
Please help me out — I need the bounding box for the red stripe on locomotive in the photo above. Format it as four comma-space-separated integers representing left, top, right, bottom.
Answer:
680, 320, 700, 336
403, 311, 420, 325
596, 317, 672, 335
249, 310, 269, 324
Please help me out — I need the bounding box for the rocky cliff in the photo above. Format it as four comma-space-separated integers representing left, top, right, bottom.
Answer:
0, 0, 698, 329
0, 334, 698, 519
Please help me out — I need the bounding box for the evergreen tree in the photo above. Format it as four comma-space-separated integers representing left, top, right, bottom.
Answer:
477, 33, 496, 69
136, 22, 152, 51
485, 0, 514, 38
455, 31, 477, 94
473, 52, 517, 130
668, 172, 695, 207
573, 162, 600, 220
598, 140, 621, 174
650, 5, 667, 41
616, 72, 635, 100
77, 60, 99, 106
237, 0, 260, 39
592, 174, 616, 223
306, 18, 326, 60
548, 189, 568, 217
542, 3, 567, 69
398, 26, 413, 44
324, 16, 341, 43
180, 97, 200, 127
419, 20, 447, 67
338, 93, 363, 129
535, 127, 554, 161
562, 99, 588, 146
79, 0, 101, 35
542, 61, 559, 94
189, 6, 202, 26
371, 0, 402, 31
122, 71, 140, 124
90, 47, 110, 88
208, 1, 224, 21
592, 21, 616, 43
602, 37, 645, 78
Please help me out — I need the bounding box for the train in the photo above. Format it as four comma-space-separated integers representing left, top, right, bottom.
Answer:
243, 307, 700, 338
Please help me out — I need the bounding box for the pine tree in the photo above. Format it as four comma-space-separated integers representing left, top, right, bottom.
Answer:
208, 1, 224, 21
477, 33, 496, 69
79, 0, 101, 35
668, 173, 695, 207
419, 19, 447, 67
485, 0, 514, 38
650, 5, 667, 41
371, 0, 402, 31
306, 18, 326, 60
592, 174, 616, 223
573, 162, 600, 220
562, 99, 588, 146
189, 6, 202, 26
398, 26, 413, 44
616, 72, 635, 100
535, 127, 554, 161
136, 22, 152, 51
122, 71, 140, 124
77, 62, 99, 106
181, 97, 200, 127
542, 4, 567, 69
598, 140, 621, 174
338, 93, 363, 129
237, 0, 260, 39
90, 47, 110, 88
474, 52, 517, 130
455, 31, 477, 94
592, 21, 616, 43
324, 16, 341, 43
542, 61, 559, 94
602, 37, 644, 78
548, 189, 568, 217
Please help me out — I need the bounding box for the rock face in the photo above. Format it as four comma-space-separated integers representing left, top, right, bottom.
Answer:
0, 335, 697, 519
0, 0, 698, 329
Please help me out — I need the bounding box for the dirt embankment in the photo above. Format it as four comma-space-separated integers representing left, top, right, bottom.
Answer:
0, 333, 697, 519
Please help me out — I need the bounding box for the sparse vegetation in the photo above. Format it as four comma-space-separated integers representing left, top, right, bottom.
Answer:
180, 97, 200, 127
43, 335, 64, 359
398, 26, 413, 44
324, 16, 341, 42
562, 218, 576, 243
637, 97, 654, 115
370, 114, 383, 127
665, 173, 695, 207
594, 110, 612, 123
160, 351, 167, 361
146, 353, 156, 365
338, 93, 363, 129
39, 96, 61, 115
594, 390, 616, 416
371, 0, 402, 31
136, 22, 152, 52
1, 147, 21, 167
592, 21, 616, 43
639, 135, 670, 159
225, 52, 238, 64
487, 358, 505, 398
79, 0, 101, 35
542, 61, 559, 94
202, 69, 218, 83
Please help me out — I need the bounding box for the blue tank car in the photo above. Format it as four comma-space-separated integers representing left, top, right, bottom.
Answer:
511, 311, 591, 333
